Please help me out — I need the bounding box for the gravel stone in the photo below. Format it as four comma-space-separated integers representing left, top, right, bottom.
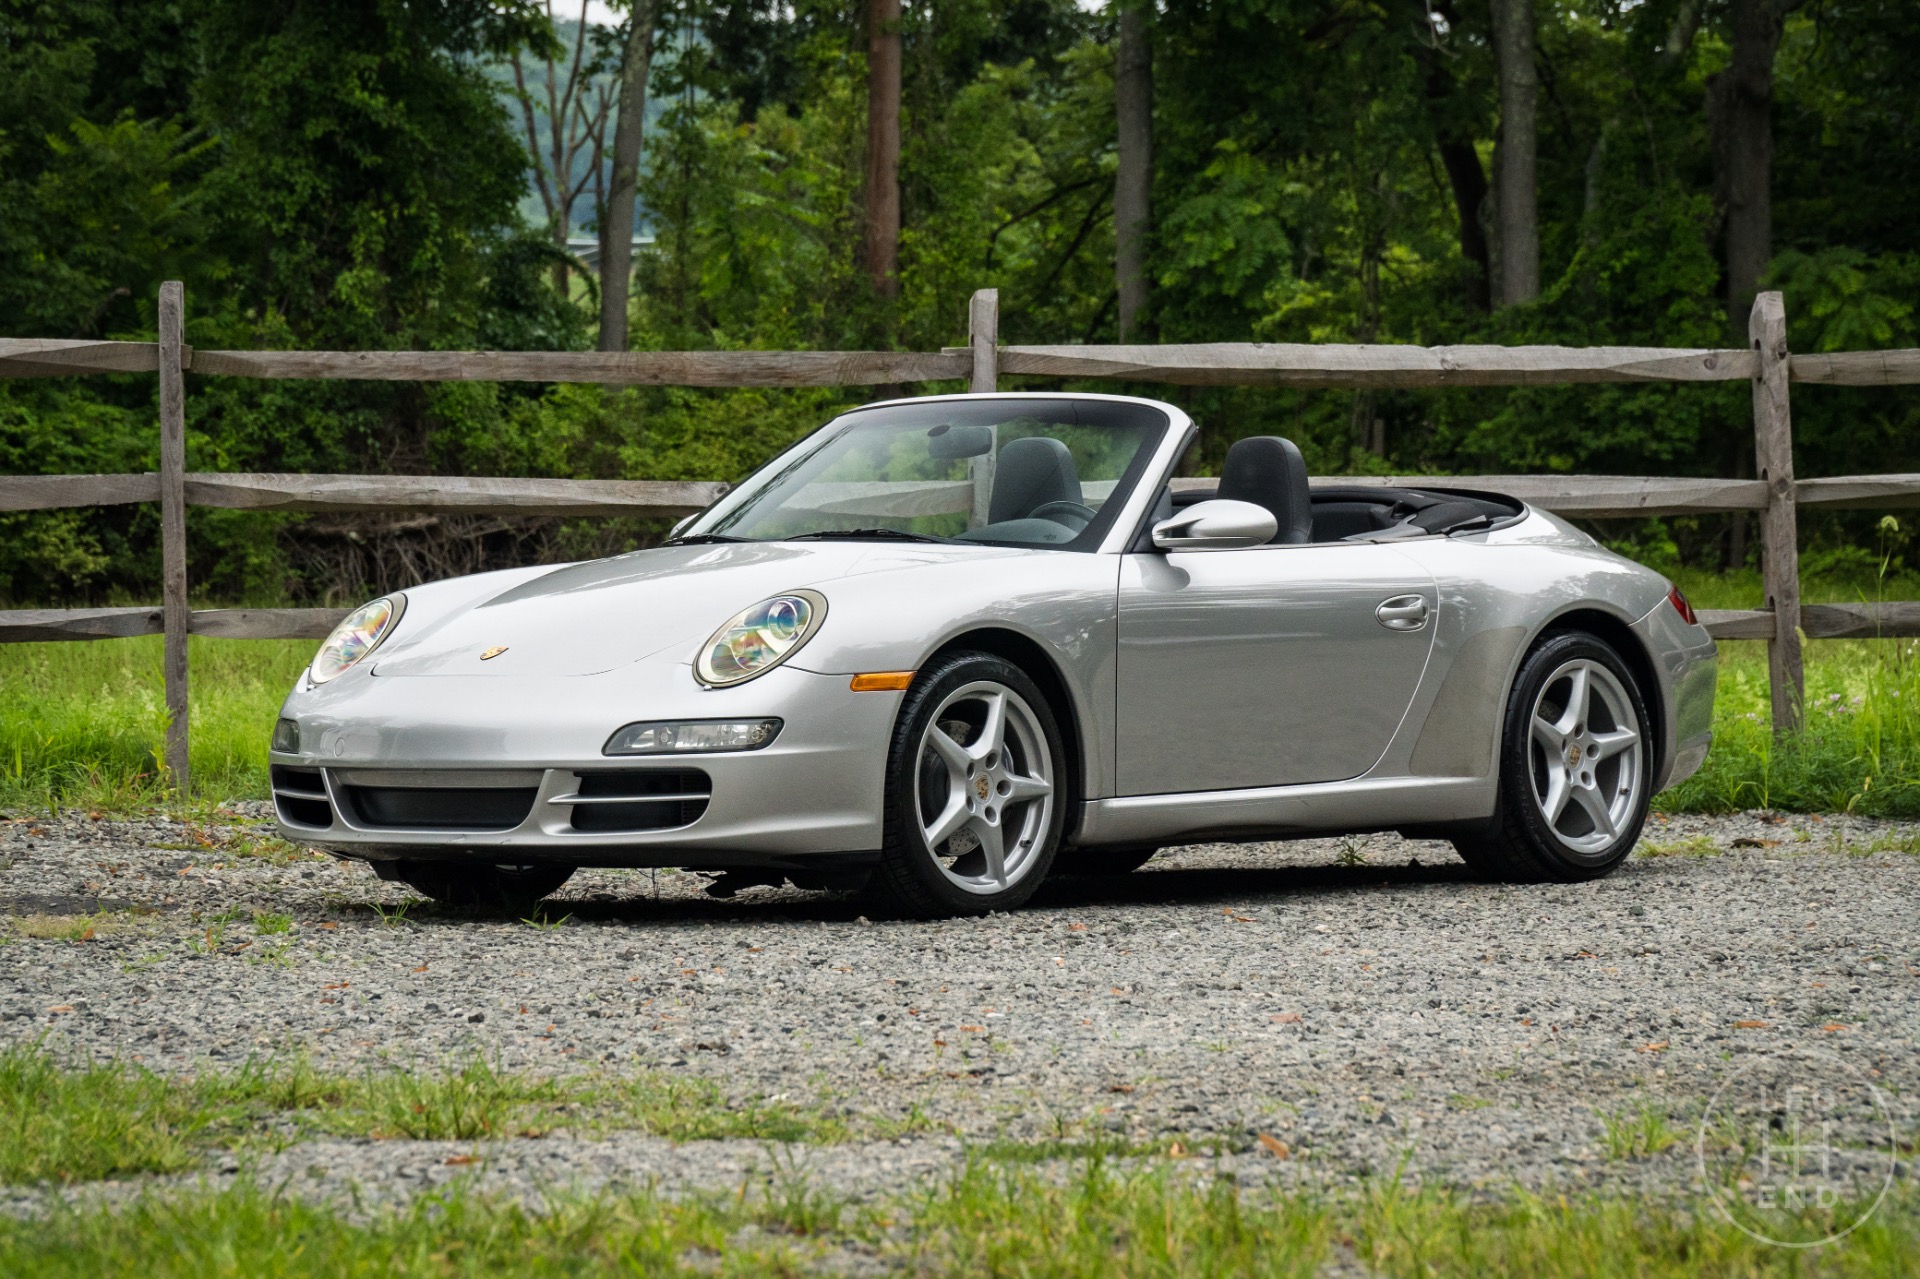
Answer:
2, 805, 1915, 1211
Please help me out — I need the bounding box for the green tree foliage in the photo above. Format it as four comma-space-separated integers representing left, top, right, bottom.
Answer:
4, 0, 1919, 604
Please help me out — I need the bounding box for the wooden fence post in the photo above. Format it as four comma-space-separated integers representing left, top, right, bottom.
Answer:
157, 282, 190, 789
1749, 289, 1804, 735
969, 288, 998, 393
968, 289, 1000, 527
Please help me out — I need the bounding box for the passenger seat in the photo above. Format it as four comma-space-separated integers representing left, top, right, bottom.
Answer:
1216, 436, 1312, 544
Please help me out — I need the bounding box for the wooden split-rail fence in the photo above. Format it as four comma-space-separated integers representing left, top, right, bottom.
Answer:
5, 285, 1920, 788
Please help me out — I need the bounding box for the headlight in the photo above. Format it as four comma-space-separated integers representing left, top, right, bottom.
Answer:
604, 718, 783, 755
694, 590, 826, 687
309, 594, 406, 684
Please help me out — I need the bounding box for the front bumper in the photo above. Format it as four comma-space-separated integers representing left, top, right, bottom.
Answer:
268, 663, 897, 866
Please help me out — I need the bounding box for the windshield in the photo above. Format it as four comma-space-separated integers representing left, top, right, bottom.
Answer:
685, 398, 1170, 550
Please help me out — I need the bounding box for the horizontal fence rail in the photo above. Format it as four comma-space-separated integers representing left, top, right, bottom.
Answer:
6, 283, 1920, 786
0, 339, 968, 387
178, 473, 726, 517
971, 343, 1920, 389
189, 347, 970, 386
0, 338, 170, 377
0, 473, 725, 515
982, 342, 1759, 387
17, 471, 1920, 521
9, 603, 1917, 647
0, 607, 350, 643
1697, 603, 1920, 641
8, 336, 1917, 390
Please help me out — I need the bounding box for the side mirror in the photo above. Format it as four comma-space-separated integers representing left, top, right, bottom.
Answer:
1151, 499, 1278, 551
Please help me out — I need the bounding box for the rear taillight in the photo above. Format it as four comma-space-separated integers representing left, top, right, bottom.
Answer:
1667, 585, 1698, 627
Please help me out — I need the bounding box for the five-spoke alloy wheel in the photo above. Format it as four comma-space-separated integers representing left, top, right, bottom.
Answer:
871, 652, 1067, 916
1526, 657, 1645, 853
1455, 631, 1652, 882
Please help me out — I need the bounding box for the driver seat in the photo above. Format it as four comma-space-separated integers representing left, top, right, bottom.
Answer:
1217, 435, 1312, 544
990, 436, 1084, 525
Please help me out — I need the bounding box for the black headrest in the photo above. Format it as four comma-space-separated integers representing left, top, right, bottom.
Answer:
990, 436, 1083, 524
1217, 436, 1312, 544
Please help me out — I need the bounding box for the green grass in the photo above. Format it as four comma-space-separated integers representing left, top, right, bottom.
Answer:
1654, 560, 1920, 815
0, 1044, 862, 1182
1659, 636, 1920, 816
249, 910, 293, 935
597, 1071, 860, 1144
0, 1045, 205, 1184
0, 635, 310, 811
1600, 1100, 1686, 1161
0, 1162, 1911, 1277
8, 576, 1920, 817
2, 1046, 1914, 1273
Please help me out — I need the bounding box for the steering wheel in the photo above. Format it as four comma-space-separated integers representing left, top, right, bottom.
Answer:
1027, 500, 1098, 529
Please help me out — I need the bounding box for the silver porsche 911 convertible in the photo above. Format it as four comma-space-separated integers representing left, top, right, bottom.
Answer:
269, 393, 1716, 916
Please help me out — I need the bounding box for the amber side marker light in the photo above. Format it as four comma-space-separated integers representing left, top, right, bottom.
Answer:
850, 671, 915, 692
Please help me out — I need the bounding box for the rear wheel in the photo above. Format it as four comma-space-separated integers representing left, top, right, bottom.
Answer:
867, 652, 1067, 918
1454, 632, 1651, 883
383, 860, 576, 911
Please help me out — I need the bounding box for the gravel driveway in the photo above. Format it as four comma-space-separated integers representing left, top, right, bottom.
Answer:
2, 807, 1915, 1208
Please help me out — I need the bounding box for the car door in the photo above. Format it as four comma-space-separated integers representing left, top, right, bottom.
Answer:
1115, 543, 1438, 795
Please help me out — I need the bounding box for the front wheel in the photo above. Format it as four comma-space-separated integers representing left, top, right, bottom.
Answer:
383, 859, 576, 911
867, 652, 1067, 918
1454, 632, 1651, 883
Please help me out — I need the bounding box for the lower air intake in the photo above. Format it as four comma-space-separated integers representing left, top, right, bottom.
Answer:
271, 766, 333, 829
342, 786, 538, 831
568, 769, 710, 833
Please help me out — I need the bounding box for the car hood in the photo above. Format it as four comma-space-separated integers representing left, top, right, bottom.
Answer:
369, 540, 1002, 677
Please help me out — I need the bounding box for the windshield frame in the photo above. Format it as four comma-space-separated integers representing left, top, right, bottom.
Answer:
680, 394, 1180, 553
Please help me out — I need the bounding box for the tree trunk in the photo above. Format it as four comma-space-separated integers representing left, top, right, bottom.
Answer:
863, 0, 902, 299
1114, 4, 1152, 341
1415, 5, 1491, 313
598, 0, 657, 353
1436, 139, 1491, 312
1490, 0, 1540, 306
1713, 0, 1784, 336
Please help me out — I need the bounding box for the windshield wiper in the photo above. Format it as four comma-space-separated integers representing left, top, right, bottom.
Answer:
785, 528, 958, 544
665, 533, 750, 546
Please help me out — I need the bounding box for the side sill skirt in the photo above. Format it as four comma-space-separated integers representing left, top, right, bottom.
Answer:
1077, 776, 1496, 847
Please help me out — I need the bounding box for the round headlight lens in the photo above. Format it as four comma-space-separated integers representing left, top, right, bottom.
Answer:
309, 594, 405, 684
695, 590, 826, 687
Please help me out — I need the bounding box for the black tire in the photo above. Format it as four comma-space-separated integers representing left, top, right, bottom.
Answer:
387, 859, 576, 911
1454, 631, 1653, 883
866, 651, 1069, 918
1051, 844, 1158, 877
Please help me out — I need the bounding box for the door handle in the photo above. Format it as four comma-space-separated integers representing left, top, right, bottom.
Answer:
1375, 594, 1429, 631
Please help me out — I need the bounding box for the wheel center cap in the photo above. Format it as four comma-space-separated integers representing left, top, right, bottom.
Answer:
1567, 743, 1583, 767
975, 776, 991, 801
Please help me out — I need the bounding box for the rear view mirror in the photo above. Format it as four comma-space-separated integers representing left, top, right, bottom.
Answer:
1151, 499, 1277, 551
926, 423, 993, 459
